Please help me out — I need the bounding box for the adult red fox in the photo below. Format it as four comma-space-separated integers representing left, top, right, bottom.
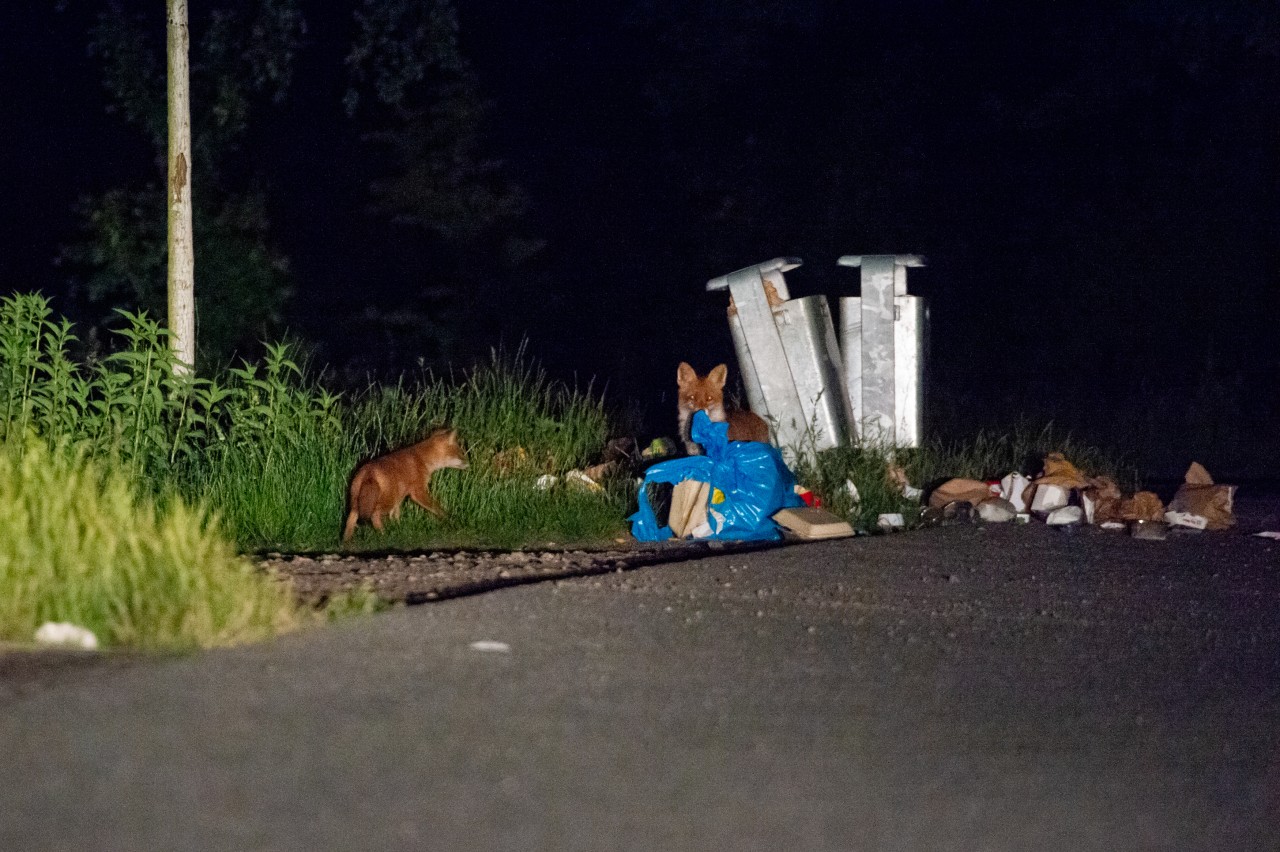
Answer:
676, 362, 771, 455
342, 427, 468, 542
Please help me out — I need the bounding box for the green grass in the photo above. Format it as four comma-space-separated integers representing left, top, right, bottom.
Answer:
190, 348, 629, 552
0, 293, 627, 647
0, 293, 628, 555
0, 435, 302, 649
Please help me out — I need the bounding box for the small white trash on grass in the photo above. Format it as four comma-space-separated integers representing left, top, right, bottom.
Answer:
35, 622, 99, 651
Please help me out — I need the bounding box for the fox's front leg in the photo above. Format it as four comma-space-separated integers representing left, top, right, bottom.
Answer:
407, 484, 446, 518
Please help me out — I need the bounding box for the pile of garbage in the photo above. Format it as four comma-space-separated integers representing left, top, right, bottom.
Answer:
910, 455, 1237, 538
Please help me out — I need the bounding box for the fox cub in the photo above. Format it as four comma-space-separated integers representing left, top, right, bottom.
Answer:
342, 427, 468, 542
676, 361, 771, 455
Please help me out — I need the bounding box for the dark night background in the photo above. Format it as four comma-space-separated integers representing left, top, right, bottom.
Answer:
1, 2, 1276, 478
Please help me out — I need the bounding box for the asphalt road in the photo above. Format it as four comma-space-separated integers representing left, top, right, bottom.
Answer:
3, 516, 1279, 851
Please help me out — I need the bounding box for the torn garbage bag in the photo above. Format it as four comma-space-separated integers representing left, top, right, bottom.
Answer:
630, 411, 804, 542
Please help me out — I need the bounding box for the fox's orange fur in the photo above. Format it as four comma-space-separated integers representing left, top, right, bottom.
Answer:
342, 427, 468, 542
676, 362, 771, 455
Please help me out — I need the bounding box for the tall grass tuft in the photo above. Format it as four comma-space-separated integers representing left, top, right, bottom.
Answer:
333, 347, 626, 551
0, 435, 301, 649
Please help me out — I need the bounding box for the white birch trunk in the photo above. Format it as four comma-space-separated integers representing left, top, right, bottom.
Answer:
167, 0, 195, 375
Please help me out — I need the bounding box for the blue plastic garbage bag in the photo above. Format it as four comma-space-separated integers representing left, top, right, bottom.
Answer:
629, 410, 805, 542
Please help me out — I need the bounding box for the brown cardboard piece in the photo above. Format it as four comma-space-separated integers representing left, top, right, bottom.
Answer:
773, 506, 855, 539
669, 479, 710, 538
1168, 462, 1236, 530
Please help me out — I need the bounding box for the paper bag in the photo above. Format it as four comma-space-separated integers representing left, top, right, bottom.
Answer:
1118, 490, 1166, 523
1024, 452, 1091, 514
1168, 462, 1235, 530
928, 478, 994, 509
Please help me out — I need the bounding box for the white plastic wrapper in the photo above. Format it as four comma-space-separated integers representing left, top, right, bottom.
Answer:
1000, 472, 1030, 512
1164, 511, 1208, 530
1030, 483, 1070, 514
35, 622, 99, 650
1045, 505, 1083, 526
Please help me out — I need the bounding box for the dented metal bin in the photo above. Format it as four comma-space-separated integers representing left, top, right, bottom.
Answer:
706, 258, 854, 460
837, 254, 928, 447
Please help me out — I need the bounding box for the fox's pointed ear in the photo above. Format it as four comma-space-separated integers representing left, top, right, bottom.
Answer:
677, 362, 695, 384
709, 364, 728, 389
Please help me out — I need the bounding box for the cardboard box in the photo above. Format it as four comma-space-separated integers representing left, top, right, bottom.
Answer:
669, 479, 710, 538
773, 506, 854, 539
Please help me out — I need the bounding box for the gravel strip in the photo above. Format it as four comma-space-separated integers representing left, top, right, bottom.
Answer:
257, 539, 779, 605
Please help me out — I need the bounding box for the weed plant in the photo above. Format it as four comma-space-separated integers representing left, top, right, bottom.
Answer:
335, 349, 627, 551
0, 294, 627, 554
0, 435, 301, 649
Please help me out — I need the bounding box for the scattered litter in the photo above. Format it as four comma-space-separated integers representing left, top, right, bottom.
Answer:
641, 437, 677, 460
34, 622, 98, 650
1254, 531, 1280, 540
581, 461, 619, 482
928, 478, 993, 509
669, 479, 711, 538
629, 411, 804, 542
1025, 452, 1090, 515
877, 512, 905, 531
565, 469, 604, 493
1080, 491, 1097, 524
1167, 462, 1235, 530
469, 640, 511, 653
1030, 483, 1070, 514
1117, 491, 1166, 522
1085, 476, 1124, 523
976, 497, 1016, 523
1045, 505, 1084, 526
886, 463, 923, 501
921, 500, 974, 526
1164, 511, 1208, 530
794, 484, 819, 507
773, 506, 854, 539
534, 474, 558, 491
1100, 520, 1126, 531
1036, 452, 1091, 489
844, 479, 860, 504
1015, 512, 1031, 524
1000, 472, 1031, 512
1131, 519, 1167, 540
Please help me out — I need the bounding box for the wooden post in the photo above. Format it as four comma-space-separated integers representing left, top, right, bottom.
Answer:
167, 0, 195, 375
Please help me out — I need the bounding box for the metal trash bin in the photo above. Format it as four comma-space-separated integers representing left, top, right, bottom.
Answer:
836, 254, 928, 447
706, 258, 854, 461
